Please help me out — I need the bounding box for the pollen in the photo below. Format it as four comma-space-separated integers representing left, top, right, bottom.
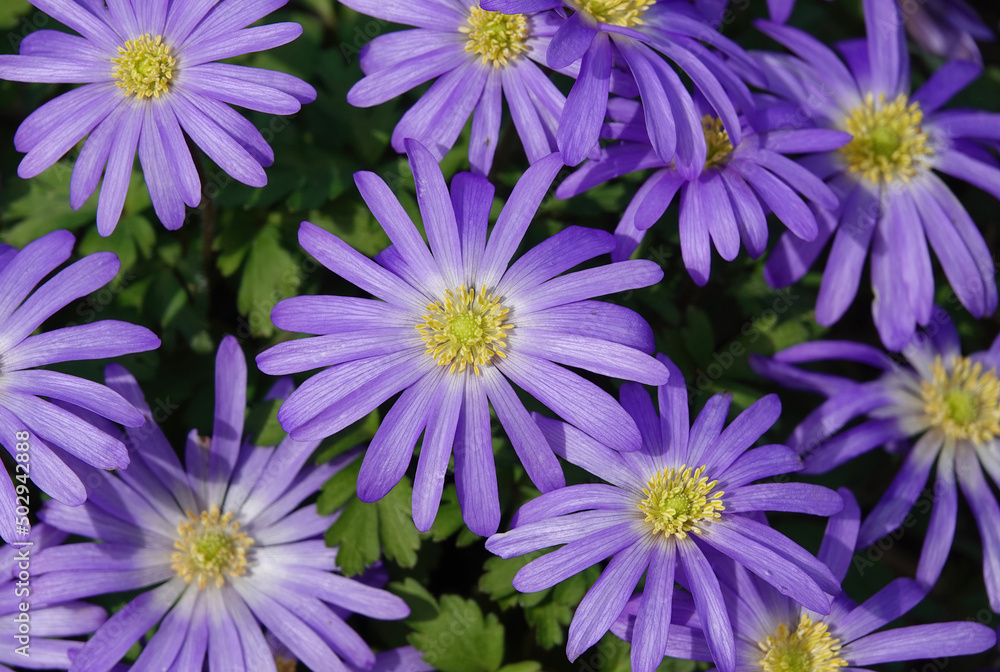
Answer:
416, 285, 513, 375
171, 505, 254, 589
703, 116, 734, 169
759, 614, 847, 672
921, 355, 1000, 444
840, 93, 932, 184
461, 7, 530, 67
111, 34, 176, 99
638, 464, 724, 538
572, 0, 655, 26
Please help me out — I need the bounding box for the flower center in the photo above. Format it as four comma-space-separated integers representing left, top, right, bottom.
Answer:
638, 464, 724, 538
462, 7, 529, 67
275, 655, 298, 672
171, 505, 254, 589
840, 93, 932, 184
921, 355, 1000, 444
572, 0, 655, 27
111, 34, 176, 99
416, 285, 513, 375
703, 116, 734, 169
759, 614, 846, 672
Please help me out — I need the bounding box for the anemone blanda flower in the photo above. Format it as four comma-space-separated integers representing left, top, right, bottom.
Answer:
611, 488, 997, 671
0, 0, 316, 235
256, 139, 669, 537
343, 0, 570, 175
751, 0, 999, 350
0, 229, 160, 545
479, 0, 757, 169
557, 96, 848, 282
750, 311, 1000, 609
31, 336, 410, 672
0, 523, 107, 671
768, 0, 992, 65
485, 356, 843, 672
270, 636, 435, 672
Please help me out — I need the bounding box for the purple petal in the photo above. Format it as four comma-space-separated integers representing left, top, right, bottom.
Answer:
454, 380, 501, 536
558, 32, 611, 166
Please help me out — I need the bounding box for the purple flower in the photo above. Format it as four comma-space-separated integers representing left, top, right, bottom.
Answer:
480, 0, 756, 168
0, 523, 107, 671
752, 309, 1000, 611
485, 356, 843, 672
344, 0, 568, 175
751, 312, 1000, 610
0, 0, 317, 235
904, 0, 993, 65
612, 489, 997, 670
31, 336, 410, 672
257, 139, 669, 536
557, 96, 849, 282
751, 0, 999, 350
0, 230, 160, 545
769, 0, 993, 65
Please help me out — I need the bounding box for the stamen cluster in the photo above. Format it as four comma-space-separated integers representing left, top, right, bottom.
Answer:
840, 93, 932, 184
759, 614, 847, 672
921, 355, 1000, 444
573, 0, 655, 27
702, 116, 734, 169
638, 464, 724, 538
171, 505, 254, 589
462, 7, 530, 67
111, 34, 176, 99
417, 285, 513, 375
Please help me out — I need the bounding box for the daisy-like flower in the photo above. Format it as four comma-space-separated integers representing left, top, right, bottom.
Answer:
612, 489, 997, 671
768, 0, 992, 65
0, 229, 160, 545
479, 0, 756, 168
344, 0, 571, 175
0, 0, 317, 235
31, 336, 410, 672
750, 312, 1000, 609
256, 140, 669, 536
485, 355, 843, 672
752, 0, 999, 350
0, 524, 108, 671
557, 96, 849, 282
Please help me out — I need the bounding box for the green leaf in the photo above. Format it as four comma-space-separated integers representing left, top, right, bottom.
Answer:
408, 594, 505, 672
236, 218, 303, 338
324, 475, 421, 575
243, 399, 285, 447
496, 663, 542, 672
479, 553, 600, 649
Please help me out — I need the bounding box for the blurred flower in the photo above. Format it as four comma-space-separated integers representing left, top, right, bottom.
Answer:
486, 356, 843, 672
0, 523, 107, 671
769, 0, 993, 64
751, 311, 1000, 609
344, 0, 568, 175
752, 0, 999, 350
0, 230, 159, 545
613, 489, 997, 671
0, 0, 316, 234
258, 140, 668, 536
557, 96, 849, 282
32, 336, 410, 671
480, 0, 757, 168
903, 0, 993, 65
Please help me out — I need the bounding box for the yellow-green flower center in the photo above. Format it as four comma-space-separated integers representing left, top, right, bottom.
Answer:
638, 464, 724, 538
759, 614, 847, 672
171, 505, 254, 589
572, 0, 655, 27
275, 655, 297, 672
462, 7, 529, 67
840, 93, 932, 184
921, 355, 1000, 444
111, 34, 176, 99
416, 285, 513, 375
703, 116, 734, 169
